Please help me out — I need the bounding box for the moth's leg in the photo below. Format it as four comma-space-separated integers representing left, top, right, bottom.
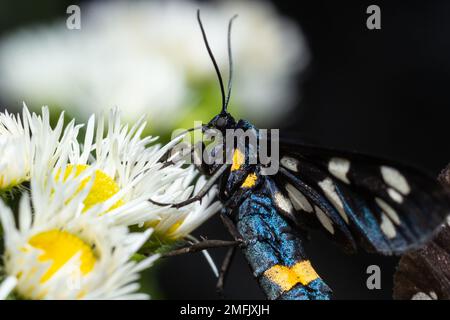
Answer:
162, 238, 240, 257
149, 164, 230, 209
161, 209, 243, 258
160, 141, 200, 169
161, 127, 220, 174
220, 210, 243, 243
216, 246, 237, 296
159, 127, 204, 167
205, 208, 246, 296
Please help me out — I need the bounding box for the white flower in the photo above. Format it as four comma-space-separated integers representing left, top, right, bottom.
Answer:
0, 106, 223, 299
0, 107, 31, 190
59, 108, 221, 239
147, 167, 222, 240
0, 165, 157, 300
0, 0, 308, 132
0, 104, 79, 191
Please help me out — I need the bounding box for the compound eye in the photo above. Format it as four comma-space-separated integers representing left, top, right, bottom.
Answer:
216, 117, 227, 128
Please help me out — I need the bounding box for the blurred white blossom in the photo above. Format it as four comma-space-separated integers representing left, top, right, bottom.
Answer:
0, 0, 309, 134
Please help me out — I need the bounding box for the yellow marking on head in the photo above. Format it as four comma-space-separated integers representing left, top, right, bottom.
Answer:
28, 230, 96, 283
263, 260, 319, 292
242, 173, 258, 188
231, 149, 245, 171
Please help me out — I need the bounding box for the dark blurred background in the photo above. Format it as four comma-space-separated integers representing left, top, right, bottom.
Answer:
1, 0, 450, 299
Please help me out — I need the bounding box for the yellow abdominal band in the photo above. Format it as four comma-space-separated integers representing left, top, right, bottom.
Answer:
263, 260, 320, 292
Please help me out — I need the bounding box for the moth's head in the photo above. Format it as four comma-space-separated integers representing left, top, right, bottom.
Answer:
207, 111, 236, 132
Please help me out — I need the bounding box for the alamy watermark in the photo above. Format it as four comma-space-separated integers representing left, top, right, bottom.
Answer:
170, 121, 280, 175
366, 5, 381, 30
66, 5, 81, 30
366, 264, 381, 290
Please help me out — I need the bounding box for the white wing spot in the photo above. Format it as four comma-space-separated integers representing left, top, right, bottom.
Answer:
387, 188, 403, 203
381, 166, 411, 195
411, 292, 437, 300
380, 213, 397, 239
280, 157, 299, 172
318, 178, 349, 224
328, 157, 351, 184
375, 197, 401, 225
314, 206, 334, 234
285, 183, 313, 213
274, 192, 293, 214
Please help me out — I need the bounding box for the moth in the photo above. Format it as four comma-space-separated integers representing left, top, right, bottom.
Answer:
152, 11, 450, 300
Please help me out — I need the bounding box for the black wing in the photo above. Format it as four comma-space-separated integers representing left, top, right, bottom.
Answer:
269, 141, 450, 255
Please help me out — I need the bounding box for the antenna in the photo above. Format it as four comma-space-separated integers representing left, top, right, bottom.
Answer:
197, 10, 226, 113
224, 14, 238, 111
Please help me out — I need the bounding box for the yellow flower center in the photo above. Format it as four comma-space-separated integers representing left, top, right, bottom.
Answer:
0, 174, 26, 191
62, 164, 124, 212
144, 219, 184, 240
167, 221, 183, 236
28, 230, 96, 283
